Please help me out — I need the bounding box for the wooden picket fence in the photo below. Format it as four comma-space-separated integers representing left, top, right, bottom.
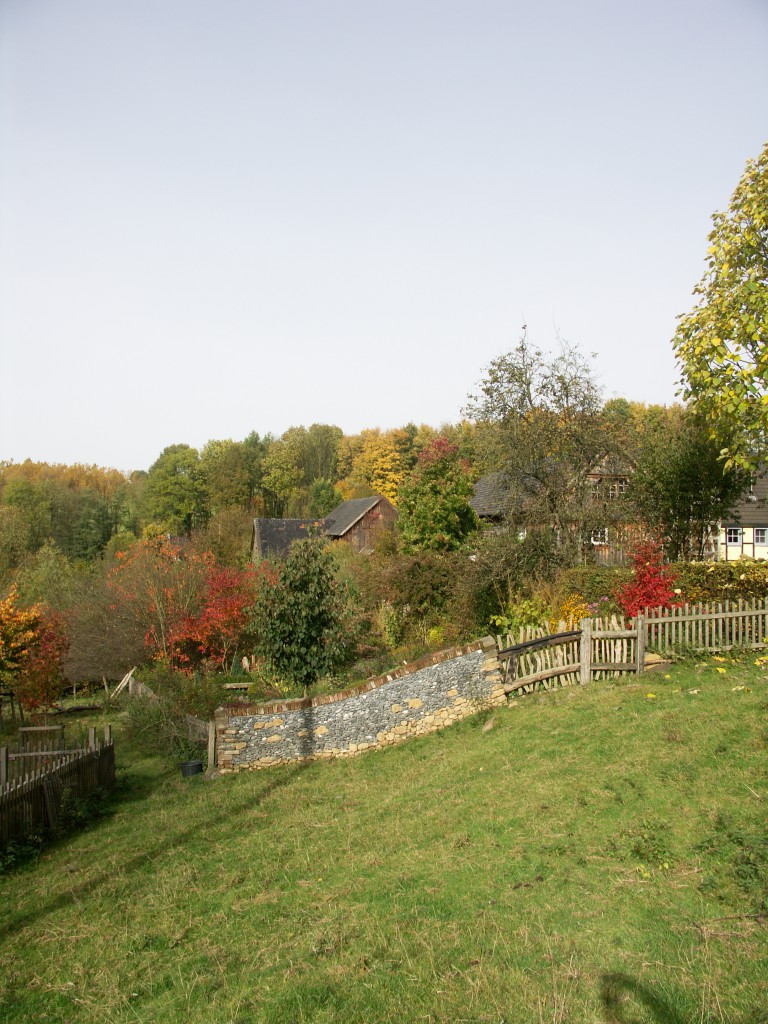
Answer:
496, 616, 644, 696
643, 598, 768, 653
0, 726, 115, 848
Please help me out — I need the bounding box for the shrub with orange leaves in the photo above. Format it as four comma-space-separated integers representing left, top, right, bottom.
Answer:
0, 587, 69, 711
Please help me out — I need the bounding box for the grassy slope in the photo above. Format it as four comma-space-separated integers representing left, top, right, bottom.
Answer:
1, 658, 767, 1024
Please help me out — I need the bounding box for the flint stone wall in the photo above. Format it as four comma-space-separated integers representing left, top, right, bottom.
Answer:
215, 637, 503, 772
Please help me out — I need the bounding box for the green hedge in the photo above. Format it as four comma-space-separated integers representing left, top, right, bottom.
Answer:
557, 560, 768, 608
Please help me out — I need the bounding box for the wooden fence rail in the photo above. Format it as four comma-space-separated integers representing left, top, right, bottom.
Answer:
0, 727, 115, 848
643, 598, 768, 653
497, 616, 644, 695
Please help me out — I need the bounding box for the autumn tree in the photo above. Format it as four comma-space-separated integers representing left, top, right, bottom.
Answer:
107, 536, 262, 670
397, 437, 478, 552
107, 536, 209, 662
673, 141, 768, 471
338, 428, 412, 505
0, 587, 69, 712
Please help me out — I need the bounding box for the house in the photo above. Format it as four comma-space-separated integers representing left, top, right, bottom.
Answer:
470, 455, 637, 565
250, 495, 397, 561
717, 474, 768, 561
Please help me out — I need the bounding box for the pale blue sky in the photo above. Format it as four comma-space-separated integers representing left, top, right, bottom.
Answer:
1, 0, 766, 472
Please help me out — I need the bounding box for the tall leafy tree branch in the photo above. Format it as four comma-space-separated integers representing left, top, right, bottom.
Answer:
674, 141, 768, 471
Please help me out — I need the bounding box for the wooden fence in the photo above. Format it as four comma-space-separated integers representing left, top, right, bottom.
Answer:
0, 726, 115, 848
497, 616, 644, 696
643, 598, 768, 653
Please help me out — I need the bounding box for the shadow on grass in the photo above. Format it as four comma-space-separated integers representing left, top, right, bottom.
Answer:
0, 759, 310, 940
600, 972, 690, 1024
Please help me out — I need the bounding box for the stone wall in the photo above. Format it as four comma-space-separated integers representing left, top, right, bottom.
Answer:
215, 637, 503, 772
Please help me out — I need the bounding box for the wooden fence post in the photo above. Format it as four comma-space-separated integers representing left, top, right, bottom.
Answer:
207, 721, 217, 775
88, 727, 96, 751
635, 614, 645, 675
104, 725, 112, 746
0, 747, 7, 788
579, 618, 592, 684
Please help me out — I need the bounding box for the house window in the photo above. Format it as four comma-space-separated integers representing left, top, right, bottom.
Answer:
726, 527, 742, 545
755, 528, 768, 545
607, 478, 628, 499
591, 528, 608, 546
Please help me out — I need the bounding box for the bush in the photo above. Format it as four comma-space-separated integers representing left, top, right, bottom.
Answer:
615, 542, 679, 618
251, 538, 356, 691
673, 560, 768, 604
123, 665, 227, 762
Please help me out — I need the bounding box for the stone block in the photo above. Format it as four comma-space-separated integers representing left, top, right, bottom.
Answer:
391, 704, 403, 714
314, 725, 329, 736
407, 698, 423, 709
266, 734, 282, 743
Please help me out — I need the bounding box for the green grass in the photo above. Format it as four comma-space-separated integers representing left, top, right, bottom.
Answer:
1, 656, 767, 1023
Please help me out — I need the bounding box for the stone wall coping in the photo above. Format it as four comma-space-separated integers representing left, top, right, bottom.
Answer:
218, 636, 496, 719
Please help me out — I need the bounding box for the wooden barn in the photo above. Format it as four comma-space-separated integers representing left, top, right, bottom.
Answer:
251, 496, 397, 561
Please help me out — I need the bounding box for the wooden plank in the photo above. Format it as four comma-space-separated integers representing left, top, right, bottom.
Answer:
635, 614, 645, 674
504, 665, 580, 692
110, 667, 137, 699
580, 619, 592, 685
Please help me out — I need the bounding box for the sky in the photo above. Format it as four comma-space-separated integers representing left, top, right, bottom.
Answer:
1, 0, 766, 474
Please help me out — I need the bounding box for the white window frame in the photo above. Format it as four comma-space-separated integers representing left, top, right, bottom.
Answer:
591, 528, 609, 546
726, 527, 742, 545
755, 527, 768, 545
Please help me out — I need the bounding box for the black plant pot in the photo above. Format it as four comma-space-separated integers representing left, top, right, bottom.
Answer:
180, 759, 203, 778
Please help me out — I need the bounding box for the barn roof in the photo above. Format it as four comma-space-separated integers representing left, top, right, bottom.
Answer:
251, 519, 320, 560
323, 496, 383, 537
469, 472, 513, 520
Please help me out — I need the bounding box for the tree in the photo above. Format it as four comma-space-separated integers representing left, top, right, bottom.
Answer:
628, 408, 749, 560
0, 587, 69, 712
397, 437, 478, 552
615, 541, 679, 618
143, 445, 209, 535
0, 587, 40, 683
260, 433, 305, 516
107, 536, 209, 662
200, 439, 251, 513
107, 536, 263, 671
465, 335, 612, 561
337, 428, 411, 505
13, 611, 69, 713
673, 141, 768, 471
307, 478, 343, 518
251, 537, 354, 690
